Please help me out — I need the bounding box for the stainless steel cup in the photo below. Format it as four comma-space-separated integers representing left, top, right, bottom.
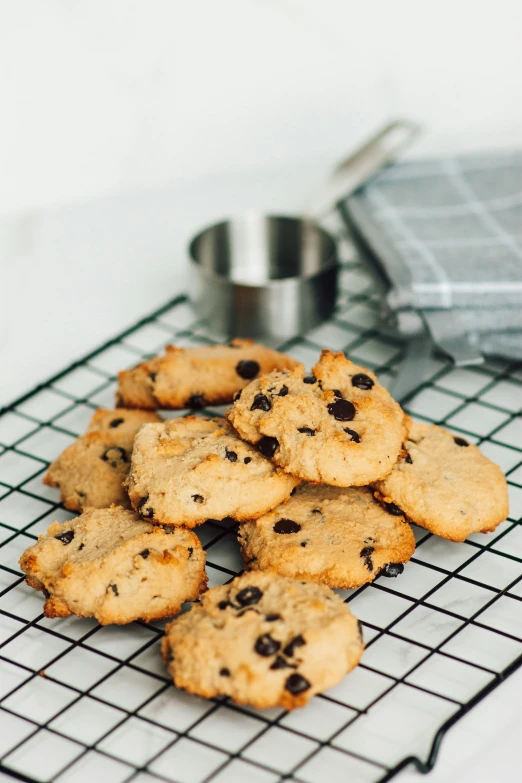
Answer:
188, 121, 420, 342
189, 213, 337, 342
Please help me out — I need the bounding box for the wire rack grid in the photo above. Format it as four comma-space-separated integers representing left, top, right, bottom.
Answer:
0, 229, 521, 783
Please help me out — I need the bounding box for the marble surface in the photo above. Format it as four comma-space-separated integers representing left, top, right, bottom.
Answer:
0, 163, 328, 406
0, 170, 521, 782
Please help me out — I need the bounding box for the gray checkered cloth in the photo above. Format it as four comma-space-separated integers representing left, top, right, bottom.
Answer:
344, 151, 522, 361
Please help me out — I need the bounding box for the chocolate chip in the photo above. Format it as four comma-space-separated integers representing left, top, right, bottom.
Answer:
109, 583, 119, 596
255, 634, 281, 656
257, 436, 279, 457
138, 496, 154, 519
236, 359, 260, 379
303, 376, 317, 384
251, 394, 271, 412
454, 436, 469, 447
283, 634, 305, 657
285, 673, 311, 694
385, 502, 403, 516
404, 452, 413, 464
278, 385, 289, 396
300, 541, 308, 547
357, 620, 364, 642
344, 428, 360, 442
220, 668, 230, 676
192, 494, 204, 503
352, 373, 374, 390
274, 519, 301, 534
109, 417, 124, 428
380, 562, 404, 578
149, 372, 157, 383
311, 508, 322, 514
218, 600, 233, 610
140, 549, 150, 559
360, 545, 374, 571
187, 394, 206, 409
297, 427, 315, 436
225, 449, 238, 462
55, 530, 74, 544
78, 543, 85, 551
188, 547, 193, 557
331, 389, 344, 398
270, 655, 293, 670
101, 446, 128, 466
234, 389, 242, 401
266, 613, 281, 622
236, 586, 263, 606
327, 399, 356, 421
244, 457, 252, 464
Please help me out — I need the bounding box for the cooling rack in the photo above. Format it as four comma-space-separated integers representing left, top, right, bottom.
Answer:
0, 228, 521, 783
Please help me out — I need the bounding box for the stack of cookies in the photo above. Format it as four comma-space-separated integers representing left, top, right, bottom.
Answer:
19, 339, 509, 710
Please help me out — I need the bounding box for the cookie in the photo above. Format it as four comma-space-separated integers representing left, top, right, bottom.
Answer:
44, 408, 161, 512
125, 416, 300, 527
226, 349, 408, 486
373, 421, 509, 542
116, 339, 300, 409
161, 571, 363, 709
238, 484, 415, 588
19, 506, 207, 624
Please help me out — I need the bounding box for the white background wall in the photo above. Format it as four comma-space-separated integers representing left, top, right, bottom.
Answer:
1, 0, 521, 216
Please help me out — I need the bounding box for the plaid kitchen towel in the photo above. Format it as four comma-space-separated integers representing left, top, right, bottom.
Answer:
343, 151, 522, 361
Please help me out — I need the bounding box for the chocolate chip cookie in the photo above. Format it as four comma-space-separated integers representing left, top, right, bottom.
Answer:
226, 349, 408, 486
44, 408, 161, 511
19, 506, 207, 624
239, 484, 415, 588
116, 339, 300, 409
161, 571, 363, 709
373, 421, 509, 542
125, 416, 300, 527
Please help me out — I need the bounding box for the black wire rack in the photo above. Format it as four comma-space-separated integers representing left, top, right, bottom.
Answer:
0, 245, 521, 783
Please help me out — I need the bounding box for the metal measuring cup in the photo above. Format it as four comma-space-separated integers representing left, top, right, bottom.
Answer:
188, 121, 420, 342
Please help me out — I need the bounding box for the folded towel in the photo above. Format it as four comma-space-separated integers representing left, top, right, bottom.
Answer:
342, 151, 522, 362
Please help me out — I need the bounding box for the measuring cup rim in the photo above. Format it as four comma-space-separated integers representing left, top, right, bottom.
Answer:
188, 212, 338, 286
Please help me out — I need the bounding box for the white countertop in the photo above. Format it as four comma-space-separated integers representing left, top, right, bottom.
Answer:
1, 170, 521, 782
0, 163, 329, 406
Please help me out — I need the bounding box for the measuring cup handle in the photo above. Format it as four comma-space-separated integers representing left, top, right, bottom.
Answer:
306, 119, 422, 218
